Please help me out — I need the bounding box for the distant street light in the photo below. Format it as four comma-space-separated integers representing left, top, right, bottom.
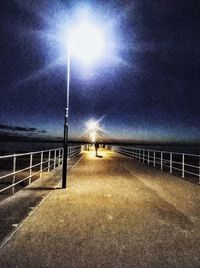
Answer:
87, 120, 99, 131
62, 22, 105, 188
86, 120, 99, 151
90, 131, 96, 143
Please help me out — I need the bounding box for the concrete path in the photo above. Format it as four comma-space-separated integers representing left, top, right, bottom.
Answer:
0, 149, 200, 268
0, 155, 82, 243
0, 168, 61, 243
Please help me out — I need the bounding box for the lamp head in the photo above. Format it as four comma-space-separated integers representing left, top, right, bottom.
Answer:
87, 120, 99, 130
69, 22, 105, 65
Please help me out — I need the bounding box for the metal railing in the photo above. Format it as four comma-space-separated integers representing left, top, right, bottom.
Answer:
111, 146, 200, 184
0, 145, 85, 195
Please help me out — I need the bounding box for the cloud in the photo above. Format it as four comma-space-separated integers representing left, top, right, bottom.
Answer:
37, 130, 47, 133
0, 124, 46, 133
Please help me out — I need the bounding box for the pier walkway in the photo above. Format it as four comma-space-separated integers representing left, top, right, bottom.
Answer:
0, 149, 200, 267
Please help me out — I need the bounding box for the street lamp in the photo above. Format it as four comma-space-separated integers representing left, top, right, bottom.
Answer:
86, 120, 99, 151
62, 22, 105, 188
87, 120, 99, 131
90, 131, 96, 143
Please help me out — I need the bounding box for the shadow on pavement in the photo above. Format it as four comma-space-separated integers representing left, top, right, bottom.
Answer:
96, 155, 103, 158
24, 187, 56, 191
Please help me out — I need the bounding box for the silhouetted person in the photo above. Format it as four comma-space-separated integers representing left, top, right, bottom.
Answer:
94, 142, 99, 157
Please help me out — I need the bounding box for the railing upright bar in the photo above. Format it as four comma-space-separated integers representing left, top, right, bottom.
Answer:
54, 150, 56, 170
161, 152, 163, 170
170, 153, 172, 173
154, 151, 156, 167
59, 149, 61, 166
199, 157, 200, 184
148, 150, 149, 165
12, 156, 16, 195
29, 153, 33, 184
139, 150, 141, 162
143, 150, 145, 163
48, 151, 51, 172
40, 151, 44, 179
182, 153, 185, 178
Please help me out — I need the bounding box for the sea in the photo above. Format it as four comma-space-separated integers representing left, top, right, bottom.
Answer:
0, 141, 63, 155
0, 141, 200, 156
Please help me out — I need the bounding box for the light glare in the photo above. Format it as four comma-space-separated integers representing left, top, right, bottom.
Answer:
90, 131, 96, 142
69, 23, 105, 64
87, 120, 99, 130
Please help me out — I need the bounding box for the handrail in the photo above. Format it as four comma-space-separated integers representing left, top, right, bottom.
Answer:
0, 145, 85, 195
0, 148, 63, 159
111, 145, 200, 157
110, 145, 200, 184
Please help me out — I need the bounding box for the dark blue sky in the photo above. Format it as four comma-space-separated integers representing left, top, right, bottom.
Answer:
0, 0, 200, 143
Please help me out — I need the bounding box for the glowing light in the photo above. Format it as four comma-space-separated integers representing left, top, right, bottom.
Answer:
90, 131, 96, 142
69, 22, 105, 64
86, 120, 99, 142
86, 120, 99, 131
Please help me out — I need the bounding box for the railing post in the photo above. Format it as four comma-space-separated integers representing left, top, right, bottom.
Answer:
59, 149, 61, 166
40, 151, 43, 179
170, 153, 172, 173
148, 150, 149, 165
54, 150, 56, 170
12, 155, 16, 195
143, 150, 145, 163
154, 151, 156, 167
48, 151, 51, 172
139, 150, 140, 162
29, 153, 33, 184
199, 157, 200, 184
161, 152, 163, 170
182, 153, 185, 178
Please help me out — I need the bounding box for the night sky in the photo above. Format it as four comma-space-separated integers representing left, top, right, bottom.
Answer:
0, 0, 199, 143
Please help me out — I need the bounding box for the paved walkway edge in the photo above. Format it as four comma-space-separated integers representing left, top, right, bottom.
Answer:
0, 181, 59, 250
0, 154, 84, 250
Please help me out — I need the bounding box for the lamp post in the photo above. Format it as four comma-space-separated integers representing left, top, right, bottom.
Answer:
61, 23, 105, 188
62, 44, 70, 189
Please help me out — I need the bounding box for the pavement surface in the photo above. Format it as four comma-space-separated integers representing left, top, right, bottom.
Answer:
0, 155, 82, 244
0, 149, 200, 268
0, 168, 61, 244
